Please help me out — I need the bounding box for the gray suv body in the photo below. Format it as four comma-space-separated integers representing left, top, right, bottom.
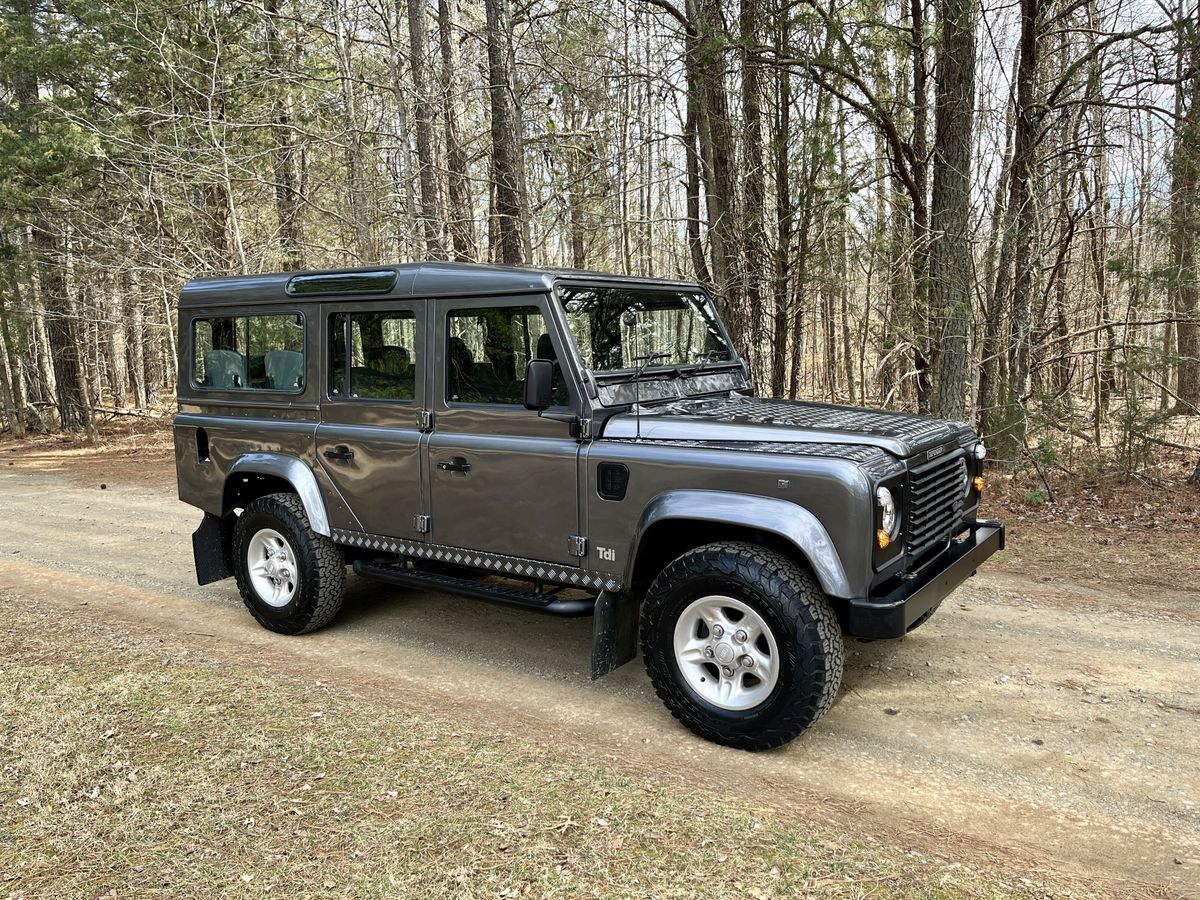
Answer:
175, 262, 1004, 749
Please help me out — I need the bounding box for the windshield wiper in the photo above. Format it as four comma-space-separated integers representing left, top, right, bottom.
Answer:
621, 352, 673, 383
692, 350, 721, 374
676, 351, 737, 376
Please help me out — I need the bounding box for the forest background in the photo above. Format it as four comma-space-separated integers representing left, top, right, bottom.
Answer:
2, 0, 1199, 486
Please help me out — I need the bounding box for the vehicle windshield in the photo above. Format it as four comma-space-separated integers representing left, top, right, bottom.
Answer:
557, 285, 735, 375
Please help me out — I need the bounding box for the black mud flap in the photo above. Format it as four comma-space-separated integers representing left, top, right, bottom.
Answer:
192, 512, 235, 586
590, 591, 639, 680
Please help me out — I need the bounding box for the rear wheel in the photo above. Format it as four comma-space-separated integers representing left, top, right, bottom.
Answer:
641, 541, 844, 751
233, 493, 345, 635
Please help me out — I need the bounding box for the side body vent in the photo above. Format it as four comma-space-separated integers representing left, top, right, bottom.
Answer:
597, 463, 630, 501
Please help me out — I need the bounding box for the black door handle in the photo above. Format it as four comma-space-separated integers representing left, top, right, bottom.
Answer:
323, 445, 355, 462
437, 457, 471, 474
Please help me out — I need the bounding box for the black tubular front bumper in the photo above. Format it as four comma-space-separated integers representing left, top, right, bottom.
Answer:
845, 520, 1005, 639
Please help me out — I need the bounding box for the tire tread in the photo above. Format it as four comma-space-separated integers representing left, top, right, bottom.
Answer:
234, 493, 345, 635
640, 541, 844, 751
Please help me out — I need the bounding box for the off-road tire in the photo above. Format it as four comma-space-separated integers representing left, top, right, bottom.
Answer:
233, 493, 345, 635
641, 541, 844, 751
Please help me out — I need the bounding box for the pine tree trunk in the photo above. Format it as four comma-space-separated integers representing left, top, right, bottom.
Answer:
683, 75, 711, 287
106, 280, 129, 409
484, 0, 530, 265
33, 225, 93, 436
740, 0, 767, 373
909, 0, 933, 413
264, 0, 305, 267
930, 0, 977, 419
995, 0, 1041, 462
0, 320, 21, 435
838, 130, 855, 404
333, 0, 376, 261
562, 85, 588, 269
1170, 0, 1200, 413
770, 17, 793, 399
687, 0, 744, 348
976, 43, 1020, 440
438, 0, 477, 261
407, 0, 446, 257
0, 235, 28, 435
129, 274, 149, 409
160, 271, 179, 397
30, 291, 57, 421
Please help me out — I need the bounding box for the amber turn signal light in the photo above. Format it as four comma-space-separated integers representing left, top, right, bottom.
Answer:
876, 528, 891, 550
973, 476, 986, 493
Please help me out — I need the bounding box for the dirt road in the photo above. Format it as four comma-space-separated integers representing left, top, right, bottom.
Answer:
2, 444, 1198, 897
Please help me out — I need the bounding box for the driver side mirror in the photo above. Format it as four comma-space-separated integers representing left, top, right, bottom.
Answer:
523, 358, 554, 411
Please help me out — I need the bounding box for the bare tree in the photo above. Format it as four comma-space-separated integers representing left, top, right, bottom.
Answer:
484, 0, 531, 265
407, 0, 447, 257
1169, 3, 1200, 413
438, 0, 477, 261
930, 0, 978, 419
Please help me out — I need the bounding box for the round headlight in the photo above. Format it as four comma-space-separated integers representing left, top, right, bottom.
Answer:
875, 486, 898, 537
974, 442, 987, 461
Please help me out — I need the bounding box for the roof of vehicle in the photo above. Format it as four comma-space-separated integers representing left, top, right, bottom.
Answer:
178, 261, 702, 308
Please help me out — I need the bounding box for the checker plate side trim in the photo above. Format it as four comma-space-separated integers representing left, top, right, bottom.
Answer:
331, 529, 624, 593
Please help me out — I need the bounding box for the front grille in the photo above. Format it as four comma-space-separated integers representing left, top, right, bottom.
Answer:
906, 453, 967, 559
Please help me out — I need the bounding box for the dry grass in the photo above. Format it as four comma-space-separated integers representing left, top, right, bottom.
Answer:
0, 597, 1073, 900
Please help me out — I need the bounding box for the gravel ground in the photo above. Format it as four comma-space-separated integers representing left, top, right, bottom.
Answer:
1, 445, 1197, 897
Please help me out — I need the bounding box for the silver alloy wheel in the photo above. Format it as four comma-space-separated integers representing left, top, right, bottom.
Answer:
673, 595, 779, 711
246, 528, 298, 608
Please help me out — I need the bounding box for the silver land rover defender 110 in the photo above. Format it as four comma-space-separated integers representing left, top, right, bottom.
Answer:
174, 262, 1004, 750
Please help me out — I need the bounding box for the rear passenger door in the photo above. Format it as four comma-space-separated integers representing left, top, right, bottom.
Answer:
316, 300, 428, 540
425, 296, 580, 565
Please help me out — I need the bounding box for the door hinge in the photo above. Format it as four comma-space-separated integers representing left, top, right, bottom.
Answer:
568, 534, 588, 557
417, 409, 434, 432
574, 417, 592, 441
413, 514, 431, 534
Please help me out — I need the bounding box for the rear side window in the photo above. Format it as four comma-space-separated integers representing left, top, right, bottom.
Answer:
192, 314, 304, 392
445, 305, 568, 406
329, 310, 418, 401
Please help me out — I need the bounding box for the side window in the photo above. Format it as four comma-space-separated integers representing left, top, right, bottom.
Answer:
192, 313, 304, 392
445, 305, 568, 406
329, 310, 418, 401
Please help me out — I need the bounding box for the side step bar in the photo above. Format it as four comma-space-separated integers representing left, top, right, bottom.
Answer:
353, 559, 596, 617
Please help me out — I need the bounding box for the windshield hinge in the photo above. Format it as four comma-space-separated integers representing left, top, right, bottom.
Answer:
568, 535, 588, 558
417, 409, 434, 432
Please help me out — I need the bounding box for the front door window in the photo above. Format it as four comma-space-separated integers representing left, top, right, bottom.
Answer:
445, 305, 568, 406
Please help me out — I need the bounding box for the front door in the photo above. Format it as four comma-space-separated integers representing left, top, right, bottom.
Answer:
316, 300, 428, 540
426, 296, 580, 566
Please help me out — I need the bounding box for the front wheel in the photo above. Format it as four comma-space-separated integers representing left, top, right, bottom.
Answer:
233, 493, 345, 635
641, 541, 844, 751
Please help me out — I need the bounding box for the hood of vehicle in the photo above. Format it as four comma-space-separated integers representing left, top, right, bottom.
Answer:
601, 396, 973, 459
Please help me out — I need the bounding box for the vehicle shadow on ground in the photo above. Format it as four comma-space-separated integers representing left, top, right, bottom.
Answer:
336, 574, 599, 678
336, 573, 932, 699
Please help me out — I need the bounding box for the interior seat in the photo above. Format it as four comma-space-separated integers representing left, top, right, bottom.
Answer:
366, 345, 411, 375
264, 349, 304, 390
203, 349, 246, 389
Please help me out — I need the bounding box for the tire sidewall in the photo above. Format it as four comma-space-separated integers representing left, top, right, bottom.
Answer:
645, 557, 832, 744
234, 505, 310, 629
